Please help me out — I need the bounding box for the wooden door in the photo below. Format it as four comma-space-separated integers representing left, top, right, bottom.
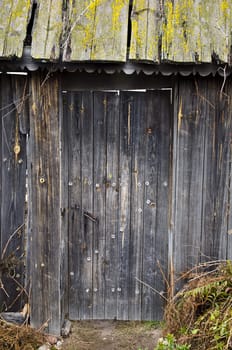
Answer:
63, 90, 172, 320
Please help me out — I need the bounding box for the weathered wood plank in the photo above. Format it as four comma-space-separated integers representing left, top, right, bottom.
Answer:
117, 92, 132, 320
142, 91, 170, 320
92, 92, 107, 318
201, 80, 232, 260
91, 0, 129, 61
31, 0, 63, 60
66, 92, 82, 320
228, 138, 232, 259
63, 0, 129, 62
0, 75, 2, 256
60, 91, 69, 322
129, 0, 160, 62
28, 73, 61, 335
0, 75, 27, 310
104, 92, 120, 319
129, 93, 144, 320
173, 78, 206, 281
12, 77, 30, 135
214, 85, 232, 259
79, 92, 94, 319
162, 0, 232, 63
0, 0, 31, 58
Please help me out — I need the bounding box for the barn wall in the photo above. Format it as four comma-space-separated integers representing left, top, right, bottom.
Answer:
0, 74, 28, 311
172, 77, 232, 288
0, 72, 232, 335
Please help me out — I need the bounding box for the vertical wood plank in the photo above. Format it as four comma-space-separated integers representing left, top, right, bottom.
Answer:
162, 0, 232, 63
201, 80, 232, 261
0, 75, 2, 255
63, 0, 130, 62
67, 92, 82, 320
228, 138, 232, 259
91, 0, 129, 61
0, 75, 27, 311
31, 0, 63, 60
60, 90, 69, 322
214, 85, 232, 259
80, 92, 94, 319
28, 73, 61, 335
142, 91, 171, 320
104, 92, 120, 319
117, 92, 132, 320
0, 0, 32, 58
129, 93, 145, 320
129, 0, 160, 62
92, 92, 107, 319
173, 78, 206, 282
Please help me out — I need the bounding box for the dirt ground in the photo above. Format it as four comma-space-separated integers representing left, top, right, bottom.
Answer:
62, 320, 163, 350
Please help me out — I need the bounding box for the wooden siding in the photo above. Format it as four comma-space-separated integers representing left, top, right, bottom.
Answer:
0, 73, 231, 335
172, 77, 232, 285
28, 73, 61, 334
0, 75, 27, 310
0, 0, 232, 63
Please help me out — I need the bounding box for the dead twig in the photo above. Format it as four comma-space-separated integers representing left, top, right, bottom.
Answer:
135, 277, 168, 301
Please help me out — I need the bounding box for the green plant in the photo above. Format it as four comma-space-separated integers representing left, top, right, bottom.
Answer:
164, 260, 232, 350
143, 320, 165, 330
155, 334, 190, 350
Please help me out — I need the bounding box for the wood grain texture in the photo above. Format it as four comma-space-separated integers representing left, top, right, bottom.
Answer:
129, 0, 160, 62
0, 75, 27, 310
201, 80, 232, 260
66, 92, 82, 320
60, 90, 69, 322
104, 92, 120, 319
31, 0, 63, 60
173, 77, 232, 288
173, 78, 206, 278
92, 92, 107, 319
80, 92, 94, 319
129, 93, 145, 320
63, 0, 129, 62
28, 73, 61, 335
66, 90, 170, 321
116, 93, 132, 320
142, 91, 171, 320
162, 0, 232, 63
0, 0, 31, 58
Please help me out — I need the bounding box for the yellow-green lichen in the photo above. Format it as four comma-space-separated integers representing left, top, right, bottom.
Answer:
111, 0, 125, 33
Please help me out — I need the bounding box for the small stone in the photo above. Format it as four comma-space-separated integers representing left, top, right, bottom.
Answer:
56, 340, 63, 348
61, 319, 72, 337
46, 335, 58, 345
38, 345, 50, 350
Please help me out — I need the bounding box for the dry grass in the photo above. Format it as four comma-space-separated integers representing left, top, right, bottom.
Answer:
164, 260, 232, 350
0, 319, 46, 350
